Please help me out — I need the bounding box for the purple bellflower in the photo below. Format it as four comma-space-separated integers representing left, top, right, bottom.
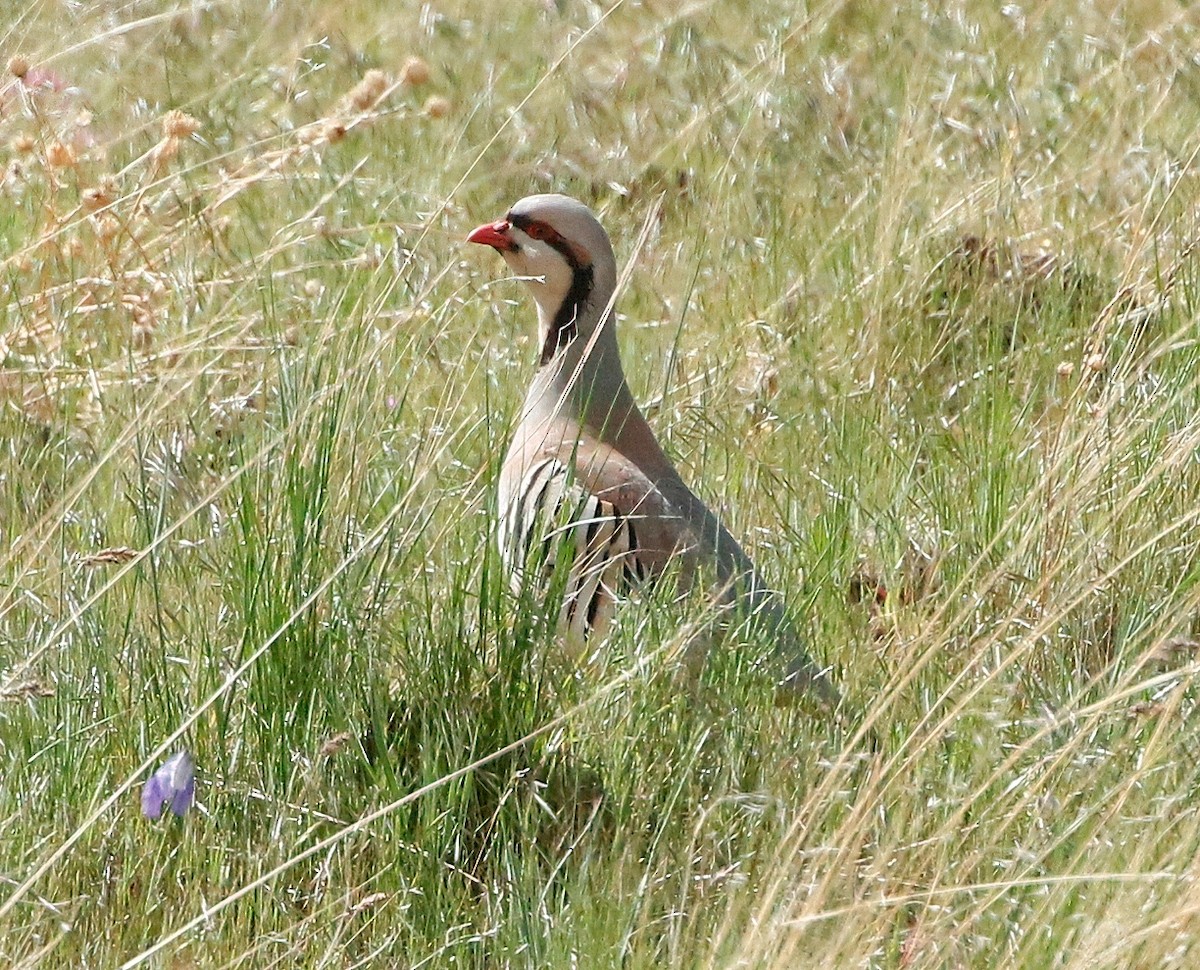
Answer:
142, 751, 195, 820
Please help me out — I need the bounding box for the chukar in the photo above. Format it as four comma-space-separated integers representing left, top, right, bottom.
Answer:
468, 193, 838, 705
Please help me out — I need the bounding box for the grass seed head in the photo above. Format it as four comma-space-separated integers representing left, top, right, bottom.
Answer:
423, 94, 451, 118
46, 140, 76, 167
161, 109, 201, 139
10, 134, 35, 154
319, 731, 353, 757
400, 56, 430, 86
81, 174, 120, 212
348, 69, 389, 111
93, 214, 120, 244
7, 55, 29, 79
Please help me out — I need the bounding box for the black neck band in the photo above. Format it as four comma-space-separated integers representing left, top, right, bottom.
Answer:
541, 264, 594, 366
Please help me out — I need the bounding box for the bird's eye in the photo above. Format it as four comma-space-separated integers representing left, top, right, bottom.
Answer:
525, 222, 555, 242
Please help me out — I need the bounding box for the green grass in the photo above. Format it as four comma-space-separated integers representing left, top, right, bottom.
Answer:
2, 0, 1200, 965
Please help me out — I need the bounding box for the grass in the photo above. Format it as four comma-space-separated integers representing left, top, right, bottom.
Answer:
2, 0, 1200, 965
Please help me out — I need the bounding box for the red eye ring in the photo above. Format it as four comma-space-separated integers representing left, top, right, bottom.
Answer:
525, 222, 554, 242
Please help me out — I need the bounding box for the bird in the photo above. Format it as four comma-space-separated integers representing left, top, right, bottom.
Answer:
467, 193, 838, 706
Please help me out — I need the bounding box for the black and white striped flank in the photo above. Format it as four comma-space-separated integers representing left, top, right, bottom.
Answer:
498, 457, 647, 644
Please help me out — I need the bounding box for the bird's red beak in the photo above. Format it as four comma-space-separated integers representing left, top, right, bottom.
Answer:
466, 219, 517, 252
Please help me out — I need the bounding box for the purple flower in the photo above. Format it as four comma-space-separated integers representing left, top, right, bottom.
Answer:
142, 751, 195, 820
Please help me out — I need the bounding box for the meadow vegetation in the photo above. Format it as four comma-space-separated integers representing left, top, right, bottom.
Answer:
2, 0, 1200, 966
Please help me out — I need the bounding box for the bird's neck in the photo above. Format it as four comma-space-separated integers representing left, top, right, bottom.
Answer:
536, 263, 594, 367
523, 274, 674, 477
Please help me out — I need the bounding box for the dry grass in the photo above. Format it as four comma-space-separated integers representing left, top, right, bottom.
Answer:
2, 1, 1200, 967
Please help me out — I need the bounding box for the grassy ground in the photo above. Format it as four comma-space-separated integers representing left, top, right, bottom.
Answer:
2, 0, 1200, 966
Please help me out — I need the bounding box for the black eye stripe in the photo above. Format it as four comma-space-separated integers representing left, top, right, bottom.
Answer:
508, 212, 581, 270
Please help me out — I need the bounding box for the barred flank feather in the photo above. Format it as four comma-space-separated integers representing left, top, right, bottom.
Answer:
499, 457, 644, 645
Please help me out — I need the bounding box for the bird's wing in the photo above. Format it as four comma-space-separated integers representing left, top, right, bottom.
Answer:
500, 434, 837, 703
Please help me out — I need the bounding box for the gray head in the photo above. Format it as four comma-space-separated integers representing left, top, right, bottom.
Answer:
467, 194, 619, 366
